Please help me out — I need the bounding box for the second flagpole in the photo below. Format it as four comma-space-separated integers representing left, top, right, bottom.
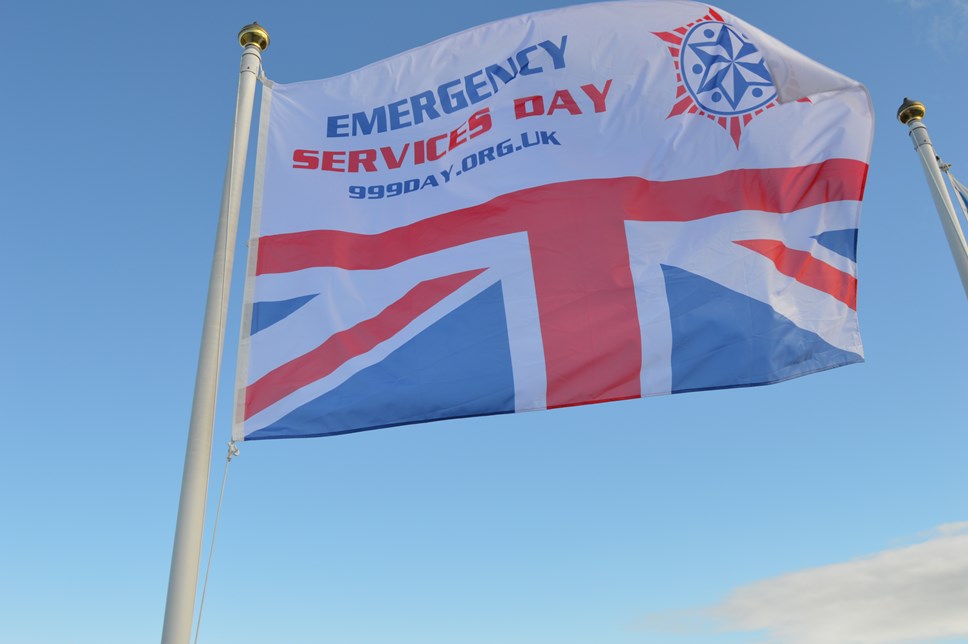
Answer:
898, 98, 968, 299
161, 23, 269, 644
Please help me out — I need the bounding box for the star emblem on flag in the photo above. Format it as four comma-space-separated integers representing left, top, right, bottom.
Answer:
653, 7, 784, 148
685, 23, 775, 113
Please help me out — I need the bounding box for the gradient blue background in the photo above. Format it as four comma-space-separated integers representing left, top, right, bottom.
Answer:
3, 1, 966, 642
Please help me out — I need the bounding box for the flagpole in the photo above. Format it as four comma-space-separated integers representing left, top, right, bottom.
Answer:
161, 23, 269, 644
897, 98, 968, 298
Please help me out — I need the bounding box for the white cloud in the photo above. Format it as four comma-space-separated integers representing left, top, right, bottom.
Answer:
937, 521, 968, 536
894, 0, 933, 9
892, 0, 968, 51
892, 0, 968, 11
706, 524, 968, 643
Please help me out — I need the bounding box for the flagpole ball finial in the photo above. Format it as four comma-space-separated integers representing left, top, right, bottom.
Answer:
897, 97, 926, 125
239, 22, 269, 50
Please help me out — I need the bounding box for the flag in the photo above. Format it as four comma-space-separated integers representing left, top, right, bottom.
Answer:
233, 1, 873, 441
949, 171, 968, 220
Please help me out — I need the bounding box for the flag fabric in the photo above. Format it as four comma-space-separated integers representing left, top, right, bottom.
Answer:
233, 1, 873, 441
949, 172, 968, 220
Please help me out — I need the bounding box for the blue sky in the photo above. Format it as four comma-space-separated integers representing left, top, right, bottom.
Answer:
3, 1, 968, 643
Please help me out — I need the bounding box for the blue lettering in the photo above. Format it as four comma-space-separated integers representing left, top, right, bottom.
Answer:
485, 59, 518, 94
351, 108, 388, 136
334, 37, 566, 137
410, 91, 440, 125
387, 99, 412, 130
464, 70, 491, 104
521, 131, 540, 148
438, 79, 468, 114
538, 36, 568, 70
327, 114, 349, 138
539, 131, 561, 145
516, 45, 541, 76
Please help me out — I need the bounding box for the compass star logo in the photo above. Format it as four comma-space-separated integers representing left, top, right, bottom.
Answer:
683, 23, 776, 114
654, 8, 785, 148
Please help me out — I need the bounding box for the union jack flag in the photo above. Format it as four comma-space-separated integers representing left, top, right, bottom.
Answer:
233, 2, 873, 441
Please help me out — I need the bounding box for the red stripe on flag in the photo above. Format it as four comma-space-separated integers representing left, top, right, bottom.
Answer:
734, 239, 857, 309
245, 269, 484, 419
257, 160, 869, 275
253, 160, 867, 409
621, 159, 868, 222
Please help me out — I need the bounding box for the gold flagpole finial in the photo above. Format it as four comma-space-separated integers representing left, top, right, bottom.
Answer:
897, 97, 926, 125
239, 22, 269, 50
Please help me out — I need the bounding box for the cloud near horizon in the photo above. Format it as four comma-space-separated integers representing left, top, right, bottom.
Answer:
645, 523, 968, 643
892, 0, 968, 51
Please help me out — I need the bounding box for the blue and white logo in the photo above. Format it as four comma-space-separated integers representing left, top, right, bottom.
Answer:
680, 22, 777, 116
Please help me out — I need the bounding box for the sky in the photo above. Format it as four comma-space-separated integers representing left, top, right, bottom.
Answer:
3, 1, 968, 643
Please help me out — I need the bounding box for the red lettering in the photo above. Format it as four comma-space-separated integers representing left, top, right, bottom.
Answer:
380, 144, 409, 170
303, 110, 495, 175
292, 149, 319, 170
414, 140, 426, 165
580, 80, 612, 113
427, 134, 447, 161
468, 108, 492, 140
514, 96, 545, 119
448, 123, 467, 151
348, 149, 378, 173
547, 90, 581, 115
320, 150, 346, 172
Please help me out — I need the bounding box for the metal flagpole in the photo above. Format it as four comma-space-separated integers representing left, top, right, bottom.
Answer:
161, 23, 269, 644
897, 98, 968, 299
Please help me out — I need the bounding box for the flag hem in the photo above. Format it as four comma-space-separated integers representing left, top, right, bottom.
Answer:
233, 79, 273, 442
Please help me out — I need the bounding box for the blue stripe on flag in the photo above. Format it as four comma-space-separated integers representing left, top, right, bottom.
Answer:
662, 265, 862, 393
812, 229, 858, 262
956, 184, 968, 212
247, 282, 516, 440
251, 295, 318, 335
